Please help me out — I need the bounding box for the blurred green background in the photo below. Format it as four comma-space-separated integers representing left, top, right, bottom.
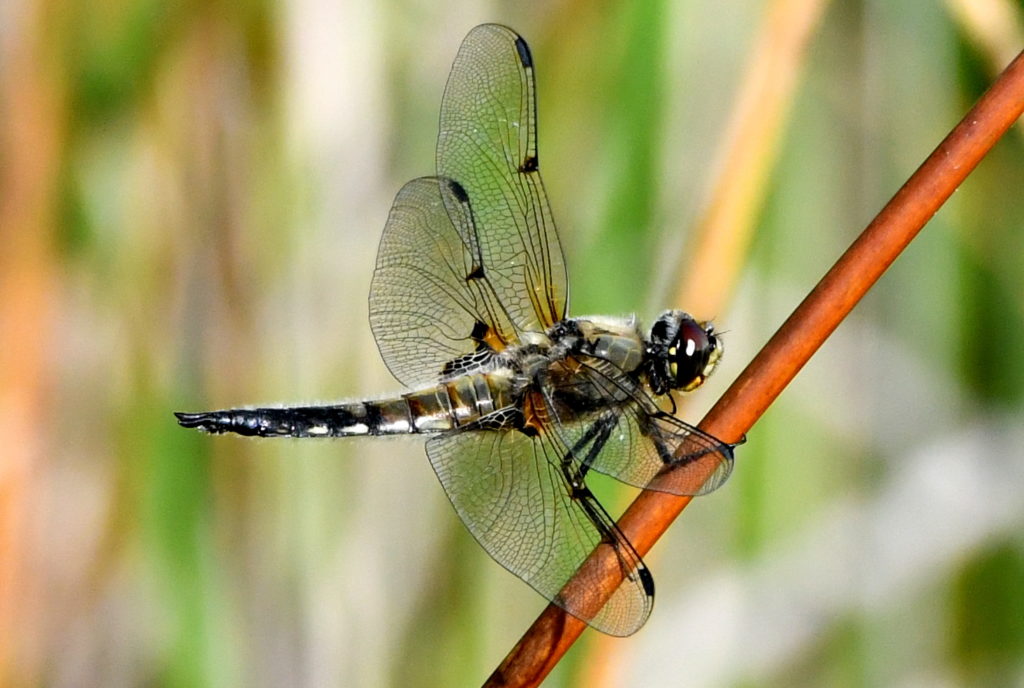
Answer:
2, 0, 1023, 686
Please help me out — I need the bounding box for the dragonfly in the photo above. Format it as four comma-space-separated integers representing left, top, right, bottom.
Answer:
176, 23, 737, 637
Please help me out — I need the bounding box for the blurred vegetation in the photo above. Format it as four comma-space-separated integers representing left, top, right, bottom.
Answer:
2, 0, 1023, 686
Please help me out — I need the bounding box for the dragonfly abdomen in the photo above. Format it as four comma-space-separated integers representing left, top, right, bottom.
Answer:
404, 371, 516, 432
174, 400, 417, 438
175, 371, 517, 438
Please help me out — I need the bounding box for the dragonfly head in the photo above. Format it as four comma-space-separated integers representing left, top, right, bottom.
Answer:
646, 311, 723, 396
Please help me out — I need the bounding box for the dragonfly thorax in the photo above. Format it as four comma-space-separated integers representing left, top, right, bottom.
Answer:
645, 310, 722, 396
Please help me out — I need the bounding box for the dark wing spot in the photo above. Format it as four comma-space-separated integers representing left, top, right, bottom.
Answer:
441, 321, 499, 377
466, 265, 485, 281
514, 36, 533, 68
519, 155, 538, 173
478, 407, 523, 431
470, 320, 490, 345
637, 565, 654, 595
446, 178, 470, 203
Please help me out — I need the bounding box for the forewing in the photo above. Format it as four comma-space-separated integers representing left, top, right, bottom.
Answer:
545, 356, 735, 496
426, 422, 653, 636
437, 23, 568, 332
370, 177, 518, 388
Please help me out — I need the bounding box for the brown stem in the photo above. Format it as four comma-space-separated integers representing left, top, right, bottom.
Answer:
485, 48, 1024, 688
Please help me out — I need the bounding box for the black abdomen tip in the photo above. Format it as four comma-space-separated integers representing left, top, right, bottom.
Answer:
175, 411, 228, 434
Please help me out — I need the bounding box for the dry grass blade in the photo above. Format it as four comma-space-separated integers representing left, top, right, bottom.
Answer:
485, 48, 1024, 688
0, 9, 63, 686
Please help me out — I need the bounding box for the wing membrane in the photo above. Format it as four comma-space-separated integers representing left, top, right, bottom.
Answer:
437, 23, 568, 332
370, 177, 518, 387
426, 422, 653, 636
545, 355, 735, 495
371, 24, 568, 386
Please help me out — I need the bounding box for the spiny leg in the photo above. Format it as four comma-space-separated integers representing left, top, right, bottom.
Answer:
565, 411, 618, 480
558, 417, 653, 594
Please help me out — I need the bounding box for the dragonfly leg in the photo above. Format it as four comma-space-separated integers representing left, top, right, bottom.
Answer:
563, 411, 618, 481
555, 417, 652, 594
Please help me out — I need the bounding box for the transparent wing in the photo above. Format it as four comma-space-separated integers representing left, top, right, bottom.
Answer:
437, 23, 568, 332
545, 355, 735, 496
370, 177, 520, 388
426, 415, 653, 636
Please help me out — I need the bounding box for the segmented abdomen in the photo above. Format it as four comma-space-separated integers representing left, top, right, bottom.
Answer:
174, 372, 515, 438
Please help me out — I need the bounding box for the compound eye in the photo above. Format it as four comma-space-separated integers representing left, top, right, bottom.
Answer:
669, 319, 711, 387
679, 320, 710, 360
